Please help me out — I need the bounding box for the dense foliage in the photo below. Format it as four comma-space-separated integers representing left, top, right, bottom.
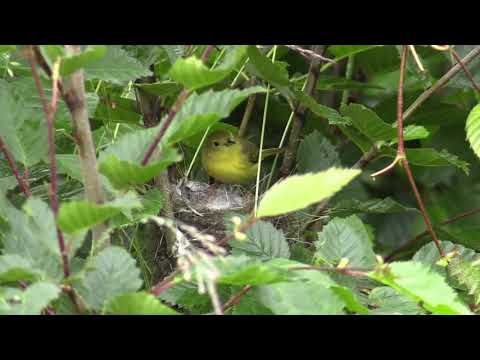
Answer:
1, 44, 480, 315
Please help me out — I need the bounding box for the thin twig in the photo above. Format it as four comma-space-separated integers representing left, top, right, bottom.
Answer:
280, 45, 324, 177
450, 48, 480, 94
0, 136, 31, 197
222, 285, 253, 312
284, 45, 335, 64
142, 45, 215, 166
385, 207, 480, 262
238, 78, 258, 138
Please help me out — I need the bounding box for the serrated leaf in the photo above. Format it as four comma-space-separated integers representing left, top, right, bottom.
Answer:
329, 197, 417, 218
159, 282, 213, 314
56, 154, 83, 182
448, 257, 480, 305
58, 191, 142, 234
75, 246, 142, 311
315, 75, 385, 91
0, 255, 42, 283
257, 167, 360, 218
323, 45, 382, 71
60, 45, 107, 76
134, 81, 182, 97
295, 91, 351, 125
0, 45, 16, 54
229, 220, 290, 260
169, 45, 247, 91
105, 292, 180, 315
297, 131, 340, 173
368, 261, 472, 315
163, 86, 266, 145
0, 282, 60, 315
83, 45, 151, 85
315, 215, 376, 268
3, 198, 63, 280
381, 147, 470, 174
466, 103, 480, 159
368, 286, 425, 315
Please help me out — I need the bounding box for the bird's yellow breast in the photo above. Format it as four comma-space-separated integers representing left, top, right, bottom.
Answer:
201, 143, 257, 185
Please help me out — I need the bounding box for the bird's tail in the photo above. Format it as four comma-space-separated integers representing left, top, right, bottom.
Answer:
260, 148, 284, 160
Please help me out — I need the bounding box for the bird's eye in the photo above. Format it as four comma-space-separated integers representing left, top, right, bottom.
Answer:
213, 141, 220, 147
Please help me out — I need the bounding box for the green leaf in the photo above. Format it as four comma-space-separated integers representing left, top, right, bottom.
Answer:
297, 131, 340, 173
368, 261, 472, 315
58, 191, 142, 234
56, 154, 83, 182
0, 282, 60, 315
3, 198, 63, 280
315, 215, 376, 268
83, 45, 151, 85
257, 167, 361, 218
0, 45, 16, 54
94, 97, 142, 125
98, 126, 182, 190
315, 75, 385, 91
256, 270, 345, 315
340, 103, 396, 142
247, 45, 290, 86
60, 45, 107, 76
75, 246, 143, 311
134, 81, 182, 97
163, 86, 266, 145
160, 282, 213, 314
105, 292, 180, 315
324, 45, 383, 71
229, 286, 274, 315
0, 255, 42, 284
381, 147, 470, 174
295, 91, 351, 125
368, 286, 425, 315
229, 220, 290, 260
465, 103, 480, 159
328, 197, 417, 218
448, 257, 480, 305
169, 45, 247, 91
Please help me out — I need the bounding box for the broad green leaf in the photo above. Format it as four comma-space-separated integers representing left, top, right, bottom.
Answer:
0, 282, 60, 315
368, 286, 425, 315
0, 176, 17, 193
295, 91, 351, 125
315, 215, 376, 268
169, 45, 248, 91
229, 220, 290, 260
0, 255, 42, 283
182, 122, 239, 149
257, 167, 361, 218
58, 191, 142, 234
315, 75, 385, 91
83, 45, 151, 84
94, 97, 142, 125
247, 45, 290, 86
98, 126, 182, 189
0, 45, 16, 54
56, 154, 83, 182
328, 197, 417, 218
448, 257, 480, 305
75, 246, 142, 310
341, 103, 396, 142
60, 45, 107, 76
401, 125, 430, 142
39, 45, 65, 69
322, 45, 382, 71
229, 286, 274, 315
256, 270, 345, 315
368, 261, 472, 315
160, 282, 213, 314
3, 197, 63, 280
465, 103, 480, 159
297, 130, 340, 173
105, 292, 180, 315
134, 81, 182, 97
381, 147, 470, 174
162, 86, 266, 145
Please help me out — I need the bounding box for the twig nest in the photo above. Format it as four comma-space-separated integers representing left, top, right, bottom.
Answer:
172, 180, 254, 239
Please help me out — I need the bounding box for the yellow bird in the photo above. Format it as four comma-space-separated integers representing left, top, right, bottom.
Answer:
201, 130, 282, 185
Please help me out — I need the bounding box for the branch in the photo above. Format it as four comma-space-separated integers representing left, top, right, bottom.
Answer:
385, 207, 480, 262
450, 48, 480, 94
222, 285, 253, 312
0, 136, 31, 197
141, 45, 215, 166
238, 78, 258, 138
280, 45, 324, 177
284, 45, 335, 64
61, 45, 107, 247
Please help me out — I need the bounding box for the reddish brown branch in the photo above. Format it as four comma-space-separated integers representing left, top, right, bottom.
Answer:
142, 45, 215, 166
0, 136, 31, 197
222, 285, 253, 312
151, 270, 179, 296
